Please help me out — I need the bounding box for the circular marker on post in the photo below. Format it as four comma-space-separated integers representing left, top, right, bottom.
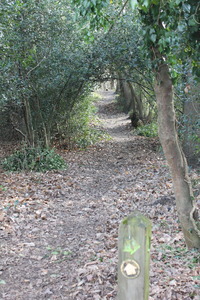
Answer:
121, 259, 140, 279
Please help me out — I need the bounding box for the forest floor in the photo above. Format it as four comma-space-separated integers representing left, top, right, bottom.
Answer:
0, 91, 199, 300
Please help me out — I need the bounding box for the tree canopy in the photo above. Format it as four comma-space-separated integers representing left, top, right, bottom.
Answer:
1, 0, 199, 247
72, 0, 200, 248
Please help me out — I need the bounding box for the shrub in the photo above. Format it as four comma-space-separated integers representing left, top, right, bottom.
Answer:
2, 147, 67, 172
57, 93, 108, 149
136, 122, 158, 138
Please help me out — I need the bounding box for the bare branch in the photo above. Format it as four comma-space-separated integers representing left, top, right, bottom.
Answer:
26, 53, 49, 77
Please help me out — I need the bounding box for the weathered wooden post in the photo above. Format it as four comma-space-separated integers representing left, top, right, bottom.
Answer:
118, 211, 152, 300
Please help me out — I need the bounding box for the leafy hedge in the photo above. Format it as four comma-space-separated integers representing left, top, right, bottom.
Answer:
2, 147, 67, 172
136, 122, 158, 138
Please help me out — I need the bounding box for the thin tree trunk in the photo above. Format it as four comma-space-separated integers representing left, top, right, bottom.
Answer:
18, 62, 34, 146
127, 82, 143, 120
23, 97, 35, 147
183, 83, 200, 166
155, 63, 200, 249
35, 96, 50, 148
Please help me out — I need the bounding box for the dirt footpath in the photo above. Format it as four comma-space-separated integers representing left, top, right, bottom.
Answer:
0, 91, 199, 300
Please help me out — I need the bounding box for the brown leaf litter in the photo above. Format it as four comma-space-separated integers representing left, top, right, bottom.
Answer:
0, 91, 199, 300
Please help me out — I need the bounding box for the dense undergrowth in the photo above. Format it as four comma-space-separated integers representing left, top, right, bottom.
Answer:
2, 147, 67, 172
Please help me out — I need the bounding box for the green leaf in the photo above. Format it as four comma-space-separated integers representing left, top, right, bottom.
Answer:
130, 0, 138, 9
52, 251, 59, 255
182, 3, 191, 13
192, 276, 200, 280
0, 280, 6, 285
123, 239, 141, 255
143, 0, 149, 8
63, 251, 71, 256
150, 33, 156, 43
177, 24, 185, 32
149, 28, 155, 35
188, 18, 197, 27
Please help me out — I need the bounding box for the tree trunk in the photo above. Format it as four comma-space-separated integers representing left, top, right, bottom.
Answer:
183, 83, 200, 166
23, 97, 35, 147
116, 76, 137, 114
155, 63, 200, 249
127, 82, 144, 121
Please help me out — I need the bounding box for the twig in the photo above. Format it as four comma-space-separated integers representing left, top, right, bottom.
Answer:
106, 0, 129, 35
26, 54, 48, 77
14, 127, 27, 139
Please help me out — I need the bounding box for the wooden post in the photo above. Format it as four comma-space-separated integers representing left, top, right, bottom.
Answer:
118, 211, 152, 300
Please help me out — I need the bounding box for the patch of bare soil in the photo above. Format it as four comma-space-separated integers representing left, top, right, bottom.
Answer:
0, 91, 199, 300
